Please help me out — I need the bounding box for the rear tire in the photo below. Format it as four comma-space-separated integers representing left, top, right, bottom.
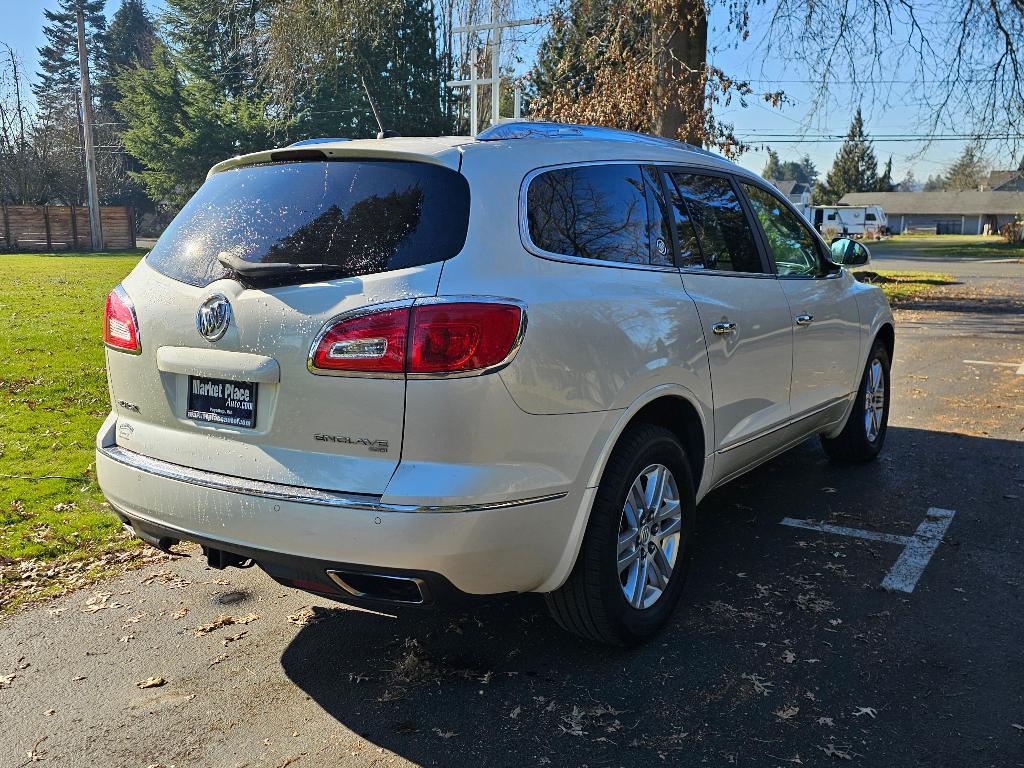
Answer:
545, 423, 696, 646
821, 340, 891, 463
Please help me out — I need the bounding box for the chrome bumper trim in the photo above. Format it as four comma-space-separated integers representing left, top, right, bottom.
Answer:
98, 444, 567, 513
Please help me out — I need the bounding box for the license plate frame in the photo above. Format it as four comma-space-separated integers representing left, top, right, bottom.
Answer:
186, 376, 258, 429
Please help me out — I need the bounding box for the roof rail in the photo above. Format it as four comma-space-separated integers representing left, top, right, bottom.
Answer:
475, 120, 715, 156
289, 138, 350, 147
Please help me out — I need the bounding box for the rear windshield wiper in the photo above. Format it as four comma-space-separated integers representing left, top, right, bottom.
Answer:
217, 252, 353, 283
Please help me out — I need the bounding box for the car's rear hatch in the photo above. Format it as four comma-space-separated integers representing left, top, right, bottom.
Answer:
106, 144, 470, 495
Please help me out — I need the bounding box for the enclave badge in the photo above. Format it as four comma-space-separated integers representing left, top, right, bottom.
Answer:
197, 294, 232, 342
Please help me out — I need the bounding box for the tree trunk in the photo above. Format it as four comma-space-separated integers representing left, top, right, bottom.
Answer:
652, 0, 708, 145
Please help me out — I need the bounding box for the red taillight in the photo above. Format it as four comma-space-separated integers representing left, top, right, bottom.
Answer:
104, 285, 140, 354
409, 303, 522, 374
310, 307, 409, 373
310, 301, 523, 376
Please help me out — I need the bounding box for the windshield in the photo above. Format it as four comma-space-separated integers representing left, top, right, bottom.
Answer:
146, 159, 471, 287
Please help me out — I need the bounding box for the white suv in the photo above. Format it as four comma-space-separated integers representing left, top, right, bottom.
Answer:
97, 122, 894, 645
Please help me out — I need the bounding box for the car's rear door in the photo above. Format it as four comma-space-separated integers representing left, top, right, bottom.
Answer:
662, 169, 794, 483
739, 181, 863, 422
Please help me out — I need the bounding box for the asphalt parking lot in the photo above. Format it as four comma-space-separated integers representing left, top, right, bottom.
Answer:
2, 254, 1022, 768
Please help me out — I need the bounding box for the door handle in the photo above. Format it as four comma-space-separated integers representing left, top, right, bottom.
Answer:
795, 314, 814, 326
712, 322, 737, 335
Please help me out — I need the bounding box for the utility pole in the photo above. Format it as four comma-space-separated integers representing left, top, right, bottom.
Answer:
76, 0, 103, 251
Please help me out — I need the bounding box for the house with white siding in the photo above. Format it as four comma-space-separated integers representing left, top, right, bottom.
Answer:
838, 191, 1024, 235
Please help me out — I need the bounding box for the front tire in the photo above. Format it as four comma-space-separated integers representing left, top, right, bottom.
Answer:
821, 340, 891, 463
545, 424, 696, 646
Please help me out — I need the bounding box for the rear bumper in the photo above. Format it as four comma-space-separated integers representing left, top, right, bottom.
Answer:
95, 430, 581, 598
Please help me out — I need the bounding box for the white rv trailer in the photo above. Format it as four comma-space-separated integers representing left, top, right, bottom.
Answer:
812, 205, 887, 237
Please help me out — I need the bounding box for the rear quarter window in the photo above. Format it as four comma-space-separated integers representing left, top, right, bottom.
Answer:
525, 164, 650, 265
146, 160, 470, 287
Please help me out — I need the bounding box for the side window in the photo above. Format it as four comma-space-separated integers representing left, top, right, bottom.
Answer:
526, 164, 649, 265
668, 172, 764, 273
641, 166, 674, 266
743, 184, 824, 277
660, 171, 703, 268
865, 212, 876, 221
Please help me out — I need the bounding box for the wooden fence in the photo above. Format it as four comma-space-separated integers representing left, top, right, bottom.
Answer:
0, 205, 136, 252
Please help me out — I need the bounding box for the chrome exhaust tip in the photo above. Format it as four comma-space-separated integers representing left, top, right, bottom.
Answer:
326, 570, 428, 605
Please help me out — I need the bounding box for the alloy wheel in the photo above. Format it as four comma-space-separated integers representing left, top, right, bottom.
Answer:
617, 463, 682, 610
864, 358, 886, 442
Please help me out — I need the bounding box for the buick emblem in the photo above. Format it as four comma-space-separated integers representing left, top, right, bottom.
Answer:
197, 294, 232, 342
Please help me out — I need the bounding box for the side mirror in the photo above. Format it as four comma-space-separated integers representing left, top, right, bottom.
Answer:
829, 237, 871, 267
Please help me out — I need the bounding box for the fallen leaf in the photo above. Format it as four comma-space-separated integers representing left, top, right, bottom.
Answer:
0, 674, 15, 689
194, 612, 259, 637
775, 705, 800, 720
432, 728, 457, 739
209, 654, 228, 668
44, 709, 56, 716
510, 705, 521, 719
742, 673, 773, 696
172, 607, 189, 620
820, 743, 853, 760
136, 676, 167, 689
817, 717, 834, 727
221, 631, 247, 646
287, 608, 323, 626
1012, 724, 1023, 731
853, 706, 877, 719
782, 650, 797, 664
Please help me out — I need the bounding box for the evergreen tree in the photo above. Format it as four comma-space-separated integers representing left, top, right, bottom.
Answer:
162, 0, 269, 99
529, 0, 651, 121
763, 151, 817, 183
34, 0, 107, 116
260, 0, 446, 138
944, 144, 986, 191
100, 0, 156, 108
876, 156, 894, 191
819, 108, 879, 204
798, 155, 818, 183
896, 169, 917, 192
762, 150, 783, 180
117, 42, 279, 207
923, 174, 946, 191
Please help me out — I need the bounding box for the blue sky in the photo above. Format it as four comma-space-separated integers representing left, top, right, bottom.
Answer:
3, 0, 1008, 182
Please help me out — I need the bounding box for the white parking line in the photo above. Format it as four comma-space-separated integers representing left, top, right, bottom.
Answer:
780, 507, 956, 593
963, 359, 1024, 374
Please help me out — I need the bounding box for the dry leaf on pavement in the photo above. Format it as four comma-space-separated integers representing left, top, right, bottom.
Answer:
853, 706, 877, 719
775, 705, 800, 720
194, 612, 259, 637
136, 676, 167, 689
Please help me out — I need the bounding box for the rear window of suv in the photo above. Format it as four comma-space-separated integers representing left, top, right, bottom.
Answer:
146, 159, 471, 287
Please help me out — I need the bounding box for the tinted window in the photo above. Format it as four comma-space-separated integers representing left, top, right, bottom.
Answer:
743, 184, 824, 277
660, 171, 703, 268
527, 164, 648, 264
865, 212, 876, 221
668, 173, 763, 273
146, 160, 470, 287
641, 166, 674, 266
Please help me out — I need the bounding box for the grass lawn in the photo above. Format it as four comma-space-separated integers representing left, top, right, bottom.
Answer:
854, 270, 956, 303
0, 250, 147, 609
870, 234, 1024, 259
